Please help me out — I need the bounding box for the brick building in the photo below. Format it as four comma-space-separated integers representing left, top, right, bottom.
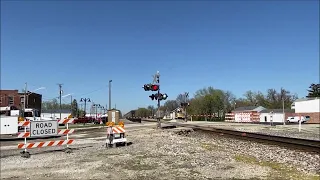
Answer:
0, 89, 42, 112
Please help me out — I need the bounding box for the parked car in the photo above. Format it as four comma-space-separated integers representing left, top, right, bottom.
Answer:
286, 116, 310, 123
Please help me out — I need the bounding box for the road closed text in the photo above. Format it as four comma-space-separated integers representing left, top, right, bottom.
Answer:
30, 121, 58, 137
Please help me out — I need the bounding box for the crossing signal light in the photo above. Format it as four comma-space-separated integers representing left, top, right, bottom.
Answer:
151, 85, 159, 91
181, 102, 190, 107
154, 93, 168, 100
160, 93, 168, 100
143, 84, 159, 91
149, 94, 157, 100
143, 84, 152, 91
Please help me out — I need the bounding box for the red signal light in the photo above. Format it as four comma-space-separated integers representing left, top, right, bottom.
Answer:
151, 85, 159, 91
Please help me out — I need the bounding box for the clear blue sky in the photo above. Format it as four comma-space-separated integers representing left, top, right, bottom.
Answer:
1, 1, 319, 113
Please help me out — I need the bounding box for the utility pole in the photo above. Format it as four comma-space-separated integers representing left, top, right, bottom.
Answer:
58, 84, 63, 120
109, 80, 112, 110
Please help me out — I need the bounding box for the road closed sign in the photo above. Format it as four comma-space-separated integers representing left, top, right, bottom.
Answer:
30, 120, 58, 137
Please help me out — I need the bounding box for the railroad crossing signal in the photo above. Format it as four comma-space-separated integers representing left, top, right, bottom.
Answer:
149, 94, 157, 100
143, 84, 159, 91
161, 93, 168, 100
149, 93, 168, 101
181, 102, 190, 106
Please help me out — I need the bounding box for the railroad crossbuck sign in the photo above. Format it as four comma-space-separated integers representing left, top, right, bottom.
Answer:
30, 120, 58, 137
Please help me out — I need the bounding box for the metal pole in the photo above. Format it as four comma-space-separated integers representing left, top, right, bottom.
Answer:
184, 92, 189, 122
95, 105, 97, 120
282, 98, 285, 125
59, 84, 62, 120
156, 72, 161, 128
71, 95, 73, 116
109, 80, 112, 110
157, 91, 161, 128
84, 101, 86, 115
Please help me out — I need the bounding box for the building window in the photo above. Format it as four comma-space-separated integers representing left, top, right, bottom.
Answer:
20, 97, 25, 103
8, 96, 14, 106
0, 97, 2, 104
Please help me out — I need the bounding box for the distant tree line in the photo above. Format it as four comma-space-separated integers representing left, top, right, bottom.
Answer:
131, 83, 319, 121
42, 98, 85, 117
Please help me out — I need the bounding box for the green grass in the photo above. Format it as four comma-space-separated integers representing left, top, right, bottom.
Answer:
234, 154, 320, 180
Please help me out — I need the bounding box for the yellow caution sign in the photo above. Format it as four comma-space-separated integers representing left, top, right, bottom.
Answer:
68, 114, 72, 119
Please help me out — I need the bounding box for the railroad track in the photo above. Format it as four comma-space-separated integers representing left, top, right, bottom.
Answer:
141, 119, 320, 153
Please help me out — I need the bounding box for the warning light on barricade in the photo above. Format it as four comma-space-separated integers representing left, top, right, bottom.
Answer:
68, 114, 72, 119
119, 121, 124, 128
18, 117, 24, 122
106, 122, 115, 127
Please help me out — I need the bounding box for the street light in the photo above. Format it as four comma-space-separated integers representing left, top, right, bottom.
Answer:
109, 80, 112, 110
80, 98, 91, 115
93, 104, 101, 120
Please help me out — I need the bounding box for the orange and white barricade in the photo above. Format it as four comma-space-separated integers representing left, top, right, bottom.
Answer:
106, 122, 127, 147
17, 117, 75, 158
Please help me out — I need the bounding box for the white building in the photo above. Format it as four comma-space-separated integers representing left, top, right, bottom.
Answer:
291, 98, 320, 123
292, 98, 320, 113
41, 109, 72, 120
259, 109, 295, 123
231, 106, 266, 122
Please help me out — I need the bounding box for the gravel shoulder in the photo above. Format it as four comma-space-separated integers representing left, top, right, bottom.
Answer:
1, 128, 319, 180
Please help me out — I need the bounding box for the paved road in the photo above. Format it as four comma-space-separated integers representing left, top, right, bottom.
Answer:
0, 122, 156, 156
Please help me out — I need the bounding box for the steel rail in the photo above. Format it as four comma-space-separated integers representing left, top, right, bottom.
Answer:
141, 119, 320, 153
168, 122, 320, 152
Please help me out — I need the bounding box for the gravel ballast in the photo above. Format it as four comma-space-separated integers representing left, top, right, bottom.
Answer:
0, 128, 319, 180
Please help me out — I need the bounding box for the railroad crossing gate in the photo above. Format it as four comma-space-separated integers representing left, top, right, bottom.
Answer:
17, 118, 75, 158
